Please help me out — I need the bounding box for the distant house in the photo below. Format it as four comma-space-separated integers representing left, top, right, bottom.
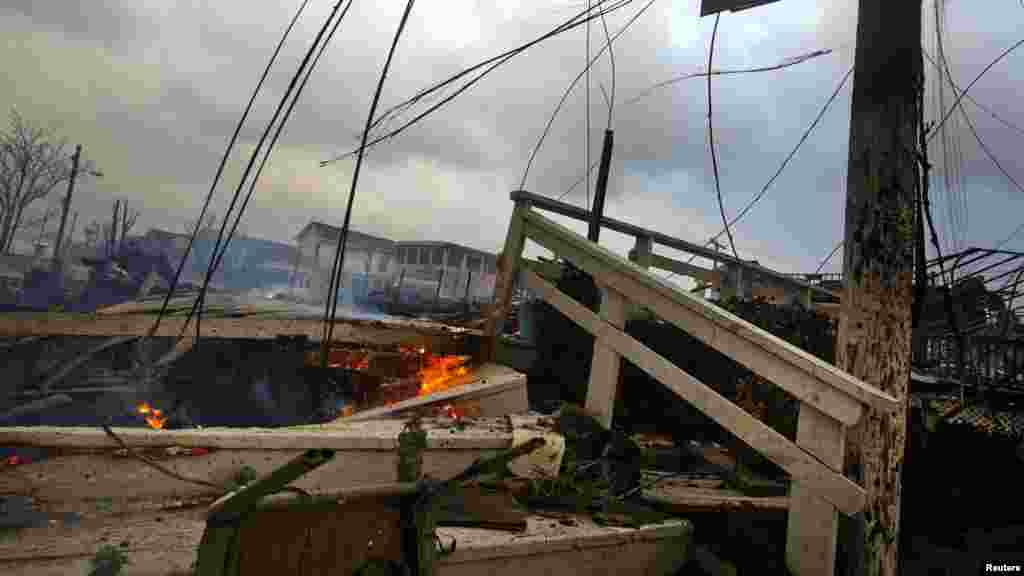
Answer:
393, 241, 497, 304
139, 228, 298, 293
0, 253, 36, 303
292, 221, 396, 305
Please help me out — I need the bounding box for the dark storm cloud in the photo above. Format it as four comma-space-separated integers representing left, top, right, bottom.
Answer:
1, 0, 1021, 272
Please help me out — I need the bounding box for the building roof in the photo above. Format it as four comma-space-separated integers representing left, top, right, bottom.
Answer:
295, 221, 395, 251
144, 228, 190, 242
395, 240, 496, 259
145, 229, 298, 263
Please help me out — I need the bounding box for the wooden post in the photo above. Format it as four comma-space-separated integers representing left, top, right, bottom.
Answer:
832, 1, 921, 574
587, 130, 615, 243
434, 267, 444, 311
629, 235, 653, 269
584, 284, 627, 429
786, 403, 845, 574
52, 144, 81, 272
628, 235, 654, 320
482, 200, 529, 362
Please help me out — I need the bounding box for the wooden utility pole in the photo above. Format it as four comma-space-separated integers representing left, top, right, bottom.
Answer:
837, 1, 921, 574
587, 130, 615, 243
52, 144, 81, 267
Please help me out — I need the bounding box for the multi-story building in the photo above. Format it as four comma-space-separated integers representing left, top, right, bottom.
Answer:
291, 221, 396, 305
140, 228, 298, 293
392, 241, 497, 304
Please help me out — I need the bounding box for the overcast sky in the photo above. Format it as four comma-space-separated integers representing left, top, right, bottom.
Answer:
3, 0, 1022, 284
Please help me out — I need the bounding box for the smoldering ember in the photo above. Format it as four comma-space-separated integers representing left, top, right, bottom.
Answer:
2, 0, 1024, 575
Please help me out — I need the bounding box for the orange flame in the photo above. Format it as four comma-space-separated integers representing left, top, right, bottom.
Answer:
417, 355, 472, 396
136, 402, 167, 430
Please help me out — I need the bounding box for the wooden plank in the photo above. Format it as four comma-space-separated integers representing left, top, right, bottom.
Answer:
483, 201, 529, 362
437, 516, 692, 576
524, 270, 865, 515
521, 211, 896, 422
585, 286, 627, 429
629, 236, 654, 269
785, 403, 845, 575
511, 190, 834, 299
0, 438, 508, 510
0, 312, 481, 344
0, 510, 690, 576
339, 364, 527, 422
644, 477, 789, 513
38, 335, 139, 394
0, 417, 513, 452
649, 254, 720, 285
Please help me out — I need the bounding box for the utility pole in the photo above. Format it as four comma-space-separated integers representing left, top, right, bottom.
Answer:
52, 144, 82, 272
587, 130, 615, 243
836, 1, 921, 575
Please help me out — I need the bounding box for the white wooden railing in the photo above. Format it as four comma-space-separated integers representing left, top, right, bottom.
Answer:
487, 196, 900, 575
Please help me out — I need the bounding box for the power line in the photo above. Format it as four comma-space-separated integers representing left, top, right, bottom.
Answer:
322, 0, 417, 354
197, 0, 355, 343
621, 48, 833, 106
554, 46, 836, 203
186, 0, 351, 342
520, 0, 657, 193
927, 36, 1024, 145
147, 0, 312, 338
320, 0, 636, 167
922, 48, 1024, 251
705, 13, 737, 259
599, 8, 616, 130
364, 0, 623, 135
815, 241, 843, 274
964, 94, 1024, 139
685, 65, 853, 265
585, 0, 591, 209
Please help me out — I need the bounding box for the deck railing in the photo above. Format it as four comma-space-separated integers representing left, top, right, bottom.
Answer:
487, 196, 900, 575
916, 333, 1024, 390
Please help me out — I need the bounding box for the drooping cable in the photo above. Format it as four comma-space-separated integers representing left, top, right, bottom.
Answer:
320, 0, 636, 167
927, 37, 1024, 144
185, 0, 350, 342
193, 0, 355, 345
519, 0, 658, 193
706, 13, 738, 259
322, 0, 417, 359
681, 65, 853, 267
585, 0, 592, 208
146, 0, 312, 339
922, 49, 1024, 251
815, 241, 843, 274
555, 46, 835, 203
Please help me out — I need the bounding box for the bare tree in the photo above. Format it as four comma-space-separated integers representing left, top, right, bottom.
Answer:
119, 200, 140, 251
108, 199, 120, 257
0, 110, 72, 254
84, 220, 101, 249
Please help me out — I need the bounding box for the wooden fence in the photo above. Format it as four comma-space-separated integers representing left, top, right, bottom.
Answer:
487, 196, 899, 575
